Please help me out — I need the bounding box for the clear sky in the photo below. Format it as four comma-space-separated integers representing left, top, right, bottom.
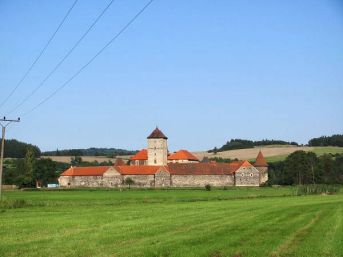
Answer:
0, 0, 342, 152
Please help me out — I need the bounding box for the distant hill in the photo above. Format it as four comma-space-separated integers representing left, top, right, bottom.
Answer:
194, 146, 343, 163
308, 134, 343, 147
42, 147, 138, 157
209, 139, 298, 153
2, 139, 41, 158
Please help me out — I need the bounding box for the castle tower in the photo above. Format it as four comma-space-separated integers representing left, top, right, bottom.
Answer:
254, 150, 268, 184
147, 127, 168, 166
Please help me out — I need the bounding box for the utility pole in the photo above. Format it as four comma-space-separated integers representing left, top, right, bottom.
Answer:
0, 117, 20, 201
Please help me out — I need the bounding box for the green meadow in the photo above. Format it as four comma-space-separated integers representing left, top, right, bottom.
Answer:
1, 187, 343, 257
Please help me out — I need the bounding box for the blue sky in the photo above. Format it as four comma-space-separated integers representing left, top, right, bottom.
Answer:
0, 0, 342, 152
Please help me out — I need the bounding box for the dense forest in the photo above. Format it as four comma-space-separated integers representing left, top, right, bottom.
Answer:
2, 139, 41, 158
42, 147, 137, 157
209, 139, 298, 153
308, 134, 343, 147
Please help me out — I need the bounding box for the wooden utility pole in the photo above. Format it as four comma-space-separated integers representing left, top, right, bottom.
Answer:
0, 117, 20, 200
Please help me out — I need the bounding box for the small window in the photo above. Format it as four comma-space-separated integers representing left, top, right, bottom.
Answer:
250, 173, 253, 177
154, 159, 157, 164
241, 173, 244, 177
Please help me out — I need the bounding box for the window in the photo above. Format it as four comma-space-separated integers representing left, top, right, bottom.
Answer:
250, 173, 253, 177
154, 159, 157, 164
241, 173, 244, 177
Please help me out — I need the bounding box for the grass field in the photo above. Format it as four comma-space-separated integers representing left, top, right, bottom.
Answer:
1, 188, 343, 257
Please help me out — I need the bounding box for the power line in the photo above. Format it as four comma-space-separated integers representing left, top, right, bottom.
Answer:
0, 0, 79, 111
6, 0, 116, 115
21, 0, 155, 118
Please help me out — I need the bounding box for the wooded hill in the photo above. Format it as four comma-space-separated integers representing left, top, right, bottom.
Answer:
42, 148, 137, 157
2, 139, 41, 158
210, 134, 343, 153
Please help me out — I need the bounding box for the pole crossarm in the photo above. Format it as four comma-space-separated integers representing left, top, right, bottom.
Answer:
0, 117, 20, 201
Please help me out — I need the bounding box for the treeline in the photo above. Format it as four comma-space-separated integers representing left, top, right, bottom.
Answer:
308, 134, 343, 147
70, 156, 114, 166
3, 148, 69, 188
268, 151, 343, 185
3, 152, 117, 188
42, 147, 137, 157
2, 139, 41, 158
209, 139, 298, 153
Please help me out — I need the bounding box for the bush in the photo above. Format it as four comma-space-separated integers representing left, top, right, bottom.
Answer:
205, 184, 211, 191
295, 184, 341, 195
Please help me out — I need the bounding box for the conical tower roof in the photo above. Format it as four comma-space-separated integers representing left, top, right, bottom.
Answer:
254, 150, 268, 167
147, 127, 168, 139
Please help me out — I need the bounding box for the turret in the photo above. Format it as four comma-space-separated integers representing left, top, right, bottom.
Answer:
147, 127, 168, 166
254, 150, 268, 184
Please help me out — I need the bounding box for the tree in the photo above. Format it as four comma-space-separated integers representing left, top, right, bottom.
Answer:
71, 156, 82, 166
124, 177, 135, 189
284, 151, 316, 185
33, 158, 57, 186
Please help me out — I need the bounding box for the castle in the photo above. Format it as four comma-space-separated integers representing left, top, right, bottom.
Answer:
58, 127, 268, 188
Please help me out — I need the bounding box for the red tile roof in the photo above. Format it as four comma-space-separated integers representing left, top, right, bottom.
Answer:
60, 166, 110, 176
114, 158, 126, 166
116, 165, 167, 175
167, 162, 238, 175
60, 161, 254, 177
167, 150, 199, 161
147, 127, 168, 139
130, 149, 148, 161
254, 151, 268, 167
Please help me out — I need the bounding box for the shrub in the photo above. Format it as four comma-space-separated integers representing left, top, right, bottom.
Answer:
295, 184, 340, 195
205, 184, 211, 191
124, 177, 135, 189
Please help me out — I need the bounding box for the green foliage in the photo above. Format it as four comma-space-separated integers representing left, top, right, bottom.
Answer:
124, 177, 135, 189
3, 151, 68, 188
268, 152, 343, 185
70, 156, 82, 166
42, 147, 137, 157
2, 139, 41, 158
309, 134, 343, 147
205, 184, 211, 191
209, 157, 236, 163
209, 139, 298, 152
295, 184, 340, 195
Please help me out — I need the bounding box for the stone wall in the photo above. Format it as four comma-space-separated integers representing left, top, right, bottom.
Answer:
171, 175, 234, 187
256, 167, 268, 184
123, 175, 155, 188
155, 171, 171, 187
235, 166, 260, 186
58, 175, 122, 188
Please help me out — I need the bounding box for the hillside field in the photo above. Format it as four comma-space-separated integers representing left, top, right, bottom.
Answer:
42, 146, 343, 164
1, 188, 343, 257
193, 146, 343, 162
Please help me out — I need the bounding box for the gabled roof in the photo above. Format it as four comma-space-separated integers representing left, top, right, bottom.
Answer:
60, 166, 111, 176
167, 150, 199, 161
130, 149, 148, 161
147, 127, 168, 139
115, 165, 167, 175
254, 151, 268, 167
114, 158, 126, 166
